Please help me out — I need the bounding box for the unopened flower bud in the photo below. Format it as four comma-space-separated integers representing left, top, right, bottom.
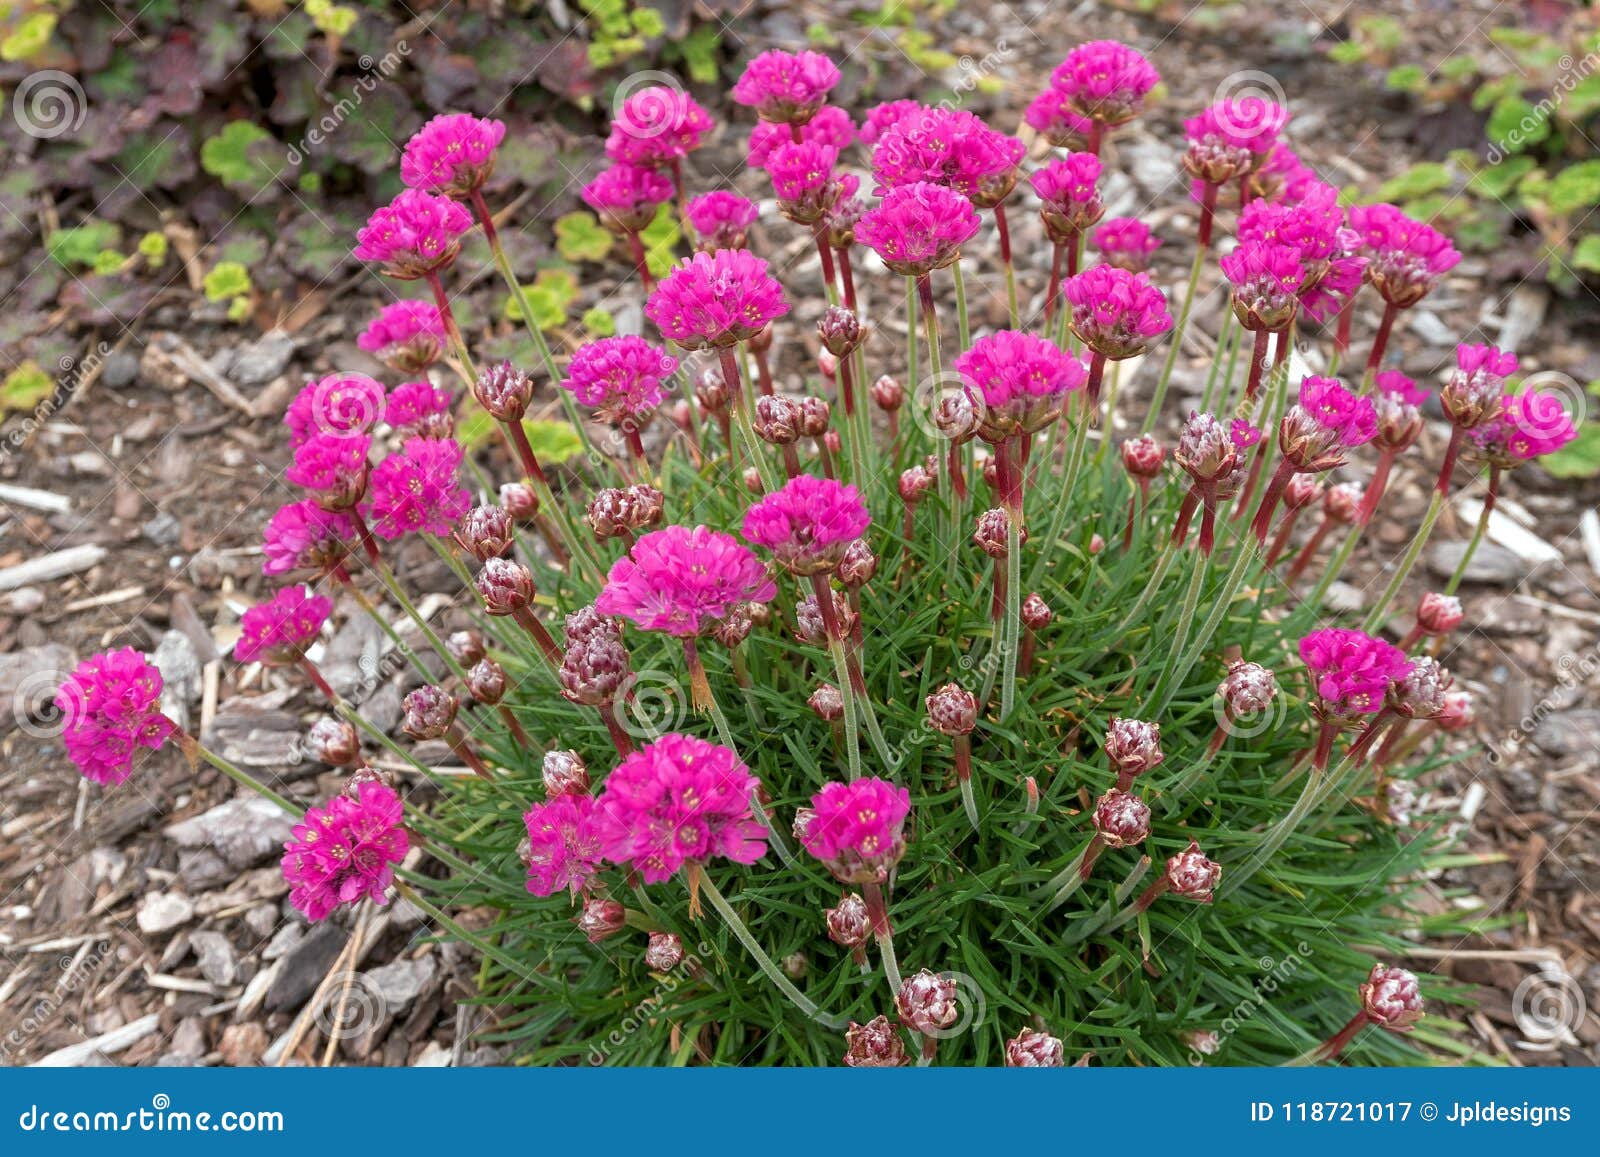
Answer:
499, 482, 540, 520
1121, 434, 1165, 479
476, 557, 536, 614
1218, 659, 1277, 716
1105, 717, 1163, 779
576, 897, 627, 942
973, 508, 1021, 558
1415, 592, 1463, 637
823, 429, 841, 454
402, 684, 459, 740
446, 629, 486, 667
711, 602, 756, 648
1164, 840, 1221, 902
753, 394, 802, 444
475, 361, 533, 421
899, 465, 934, 504
743, 467, 763, 493
817, 348, 838, 378
797, 396, 831, 438
838, 539, 878, 587
871, 375, 904, 412
644, 931, 683, 971
341, 764, 397, 799
1088, 532, 1106, 555
809, 683, 845, 721
1021, 592, 1053, 630
1283, 473, 1323, 511
1436, 690, 1475, 731
559, 633, 631, 706
542, 749, 590, 796
1359, 963, 1424, 1029
925, 682, 978, 736
1005, 1027, 1066, 1067
1093, 789, 1151, 848
1324, 482, 1364, 524
467, 657, 507, 705
696, 367, 731, 415
458, 504, 514, 561
896, 969, 960, 1034
792, 807, 817, 843
747, 322, 774, 355
934, 393, 980, 444
825, 894, 870, 948
817, 306, 865, 356
782, 952, 808, 979
843, 1016, 910, 1067
586, 488, 635, 539
565, 605, 622, 645
306, 717, 361, 766
794, 590, 856, 646
1390, 656, 1452, 719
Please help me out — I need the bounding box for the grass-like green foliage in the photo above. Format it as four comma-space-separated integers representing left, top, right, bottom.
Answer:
403, 350, 1488, 1066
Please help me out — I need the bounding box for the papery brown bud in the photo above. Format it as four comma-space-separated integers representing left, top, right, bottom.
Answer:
576, 897, 627, 943
1021, 592, 1053, 630
475, 360, 533, 421
871, 375, 904, 412
794, 590, 856, 646
896, 969, 960, 1034
1436, 690, 1475, 731
817, 306, 865, 356
792, 806, 817, 843
782, 952, 808, 979
565, 604, 623, 645
341, 764, 397, 799
306, 717, 361, 766
467, 657, 508, 705
644, 931, 683, 971
1093, 789, 1151, 848
476, 557, 536, 614
933, 393, 981, 444
402, 684, 459, 740
1164, 840, 1221, 902
499, 482, 540, 520
1359, 963, 1424, 1029
1373, 393, 1423, 453
458, 504, 515, 561
809, 683, 845, 721
823, 429, 841, 454
825, 893, 870, 948
925, 682, 977, 736
542, 749, 591, 796
446, 629, 487, 667
743, 467, 763, 493
1005, 1027, 1066, 1067
843, 1016, 910, 1067
586, 488, 635, 539
1389, 656, 1452, 719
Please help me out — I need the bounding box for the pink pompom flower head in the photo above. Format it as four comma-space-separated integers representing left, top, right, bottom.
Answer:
1348, 202, 1461, 309
354, 188, 474, 280
285, 373, 386, 448
1182, 96, 1287, 185
732, 49, 841, 125
645, 249, 790, 350
235, 585, 334, 667
281, 781, 408, 921
261, 500, 355, 578
1024, 88, 1093, 150
685, 191, 758, 251
287, 432, 371, 513
401, 113, 506, 197
855, 181, 981, 277
1049, 40, 1160, 136
582, 161, 674, 235
357, 300, 446, 374
560, 335, 679, 437
743, 474, 870, 575
56, 648, 176, 786
766, 140, 849, 224
1172, 411, 1246, 556
592, 732, 768, 897
1433, 342, 1517, 496
747, 105, 855, 169
1299, 628, 1408, 768
954, 331, 1087, 444
1248, 376, 1376, 542
384, 380, 455, 438
606, 85, 714, 168
522, 793, 604, 898
1094, 216, 1162, 272
799, 776, 911, 885
870, 107, 1024, 206
1471, 387, 1578, 468
1031, 153, 1106, 244
366, 436, 472, 540
1063, 265, 1173, 363
597, 525, 776, 639
1221, 239, 1306, 335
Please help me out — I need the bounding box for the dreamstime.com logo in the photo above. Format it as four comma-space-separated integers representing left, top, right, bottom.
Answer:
17, 1095, 284, 1134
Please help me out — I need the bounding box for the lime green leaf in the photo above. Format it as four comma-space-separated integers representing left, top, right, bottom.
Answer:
1571, 235, 1600, 274
90, 249, 126, 276
678, 24, 722, 84
1562, 75, 1600, 122
555, 212, 613, 263
47, 222, 121, 268
138, 232, 169, 267
631, 7, 663, 37
1547, 160, 1600, 216
203, 261, 253, 302
0, 361, 53, 415
201, 121, 288, 195
522, 419, 584, 466
1468, 156, 1535, 201
640, 203, 681, 279
581, 307, 616, 337
1485, 96, 1548, 154
1373, 163, 1453, 203
1327, 40, 1367, 65
1384, 65, 1426, 93
226, 296, 253, 322
1539, 423, 1600, 478
2, 12, 57, 62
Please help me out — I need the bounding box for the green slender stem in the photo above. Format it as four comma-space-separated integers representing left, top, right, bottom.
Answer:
1219, 765, 1324, 899
1153, 540, 1259, 717
1150, 549, 1206, 706
1444, 473, 1496, 597
1199, 311, 1240, 414
372, 562, 471, 686
1305, 524, 1363, 609
699, 874, 843, 1028
187, 737, 299, 815
862, 882, 902, 999
1144, 247, 1206, 434
1027, 398, 1089, 590
951, 261, 971, 354
1119, 537, 1179, 631
811, 574, 863, 781
1041, 839, 1097, 911
336, 701, 443, 784
1363, 490, 1445, 633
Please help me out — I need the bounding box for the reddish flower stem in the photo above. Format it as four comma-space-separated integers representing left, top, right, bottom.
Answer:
1334, 293, 1356, 355
1285, 516, 1333, 582
601, 702, 636, 759
298, 658, 338, 705
1078, 834, 1106, 881
1310, 718, 1340, 771
1366, 302, 1398, 374
1248, 460, 1296, 544
1132, 876, 1169, 914
1345, 709, 1395, 766
837, 248, 857, 311
445, 726, 494, 781
347, 508, 382, 566
625, 232, 654, 290
1434, 426, 1465, 496
1197, 181, 1218, 248
838, 344, 856, 416
1171, 488, 1201, 548
753, 347, 775, 398
1314, 1012, 1371, 1063
812, 222, 838, 299
1265, 504, 1305, 565
1242, 328, 1270, 403
511, 606, 563, 669
505, 419, 550, 487
1357, 450, 1396, 526
1044, 242, 1064, 324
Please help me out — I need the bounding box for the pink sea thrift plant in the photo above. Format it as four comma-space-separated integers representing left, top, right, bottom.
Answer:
731, 49, 841, 124
560, 336, 680, 428
592, 733, 768, 884
383, 380, 455, 435
1471, 388, 1578, 467
1347, 203, 1461, 309
234, 585, 333, 666
354, 188, 474, 279
854, 181, 981, 276
582, 162, 675, 234
799, 776, 912, 884
401, 113, 506, 196
366, 436, 472, 540
596, 524, 776, 637
742, 474, 870, 574
869, 107, 1024, 203
606, 86, 715, 167
261, 500, 355, 577
522, 793, 605, 898
357, 300, 446, 372
766, 140, 849, 223
287, 433, 371, 511
645, 249, 790, 349
685, 191, 759, 251
1048, 40, 1160, 131
1094, 216, 1161, 272
953, 331, 1087, 442
747, 105, 855, 169
281, 781, 409, 921
285, 373, 386, 447
1024, 88, 1093, 149
56, 649, 175, 785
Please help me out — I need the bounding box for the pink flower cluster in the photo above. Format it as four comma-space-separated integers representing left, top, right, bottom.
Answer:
234, 585, 333, 665
596, 525, 776, 637
592, 733, 768, 883
1094, 217, 1161, 271
799, 776, 911, 883
607, 86, 715, 166
645, 249, 790, 349
354, 188, 474, 279
400, 113, 506, 196
954, 331, 1087, 438
285, 373, 386, 447
56, 648, 175, 785
261, 500, 355, 576
743, 475, 870, 574
384, 381, 454, 432
870, 107, 1024, 203
1472, 389, 1578, 464
1221, 240, 1306, 332
1296, 376, 1378, 448
1298, 629, 1408, 717
855, 182, 981, 276
1024, 89, 1092, 148
685, 191, 758, 250
523, 794, 604, 898
748, 106, 855, 169
367, 436, 472, 540
560, 336, 679, 425
1031, 154, 1104, 241
1063, 265, 1173, 359
357, 300, 445, 371
582, 162, 674, 233
287, 433, 370, 510
732, 49, 841, 123
281, 781, 409, 921
1347, 203, 1461, 307
1048, 40, 1160, 126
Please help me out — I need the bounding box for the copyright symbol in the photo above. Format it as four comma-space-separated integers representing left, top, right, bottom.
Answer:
1420, 1102, 1437, 1121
